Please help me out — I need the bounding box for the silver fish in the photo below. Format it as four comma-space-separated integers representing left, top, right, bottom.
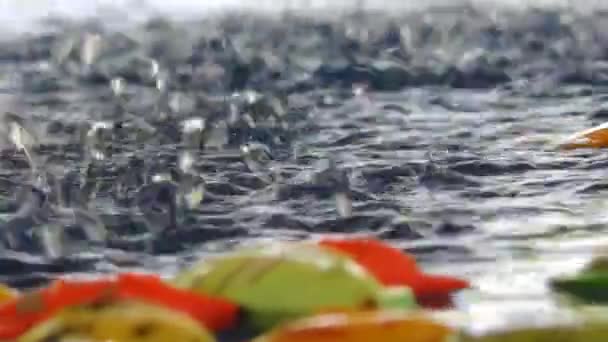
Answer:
2, 112, 40, 171
15, 185, 48, 221
81, 120, 113, 161
39, 226, 64, 258
335, 192, 353, 218
240, 142, 276, 184
54, 206, 107, 244
111, 77, 125, 99
204, 120, 229, 150
50, 166, 106, 243
2, 184, 51, 254
155, 77, 171, 120
178, 175, 205, 211
51, 34, 77, 66
177, 151, 205, 210
108, 78, 157, 137
135, 180, 178, 236
315, 158, 353, 218
33, 166, 106, 257
80, 32, 103, 69
181, 118, 205, 149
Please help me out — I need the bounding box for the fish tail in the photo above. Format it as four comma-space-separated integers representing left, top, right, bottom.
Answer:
39, 225, 64, 259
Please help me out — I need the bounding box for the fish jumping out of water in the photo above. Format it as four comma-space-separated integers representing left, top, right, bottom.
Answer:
155, 77, 172, 121
135, 179, 179, 236
314, 158, 353, 218
107, 77, 157, 139
1, 183, 51, 253
1, 166, 107, 258
46, 167, 108, 250
1, 112, 40, 172
80, 120, 115, 162
0, 125, 107, 258
134, 155, 205, 251
51, 30, 104, 78
240, 141, 277, 184
177, 151, 206, 211
181, 117, 206, 150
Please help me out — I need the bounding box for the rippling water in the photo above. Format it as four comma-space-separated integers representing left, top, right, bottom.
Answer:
3, 0, 608, 335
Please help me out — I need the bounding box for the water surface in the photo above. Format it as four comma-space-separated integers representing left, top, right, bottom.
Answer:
1, 0, 608, 336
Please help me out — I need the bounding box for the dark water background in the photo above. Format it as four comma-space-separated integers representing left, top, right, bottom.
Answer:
3, 1, 608, 335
